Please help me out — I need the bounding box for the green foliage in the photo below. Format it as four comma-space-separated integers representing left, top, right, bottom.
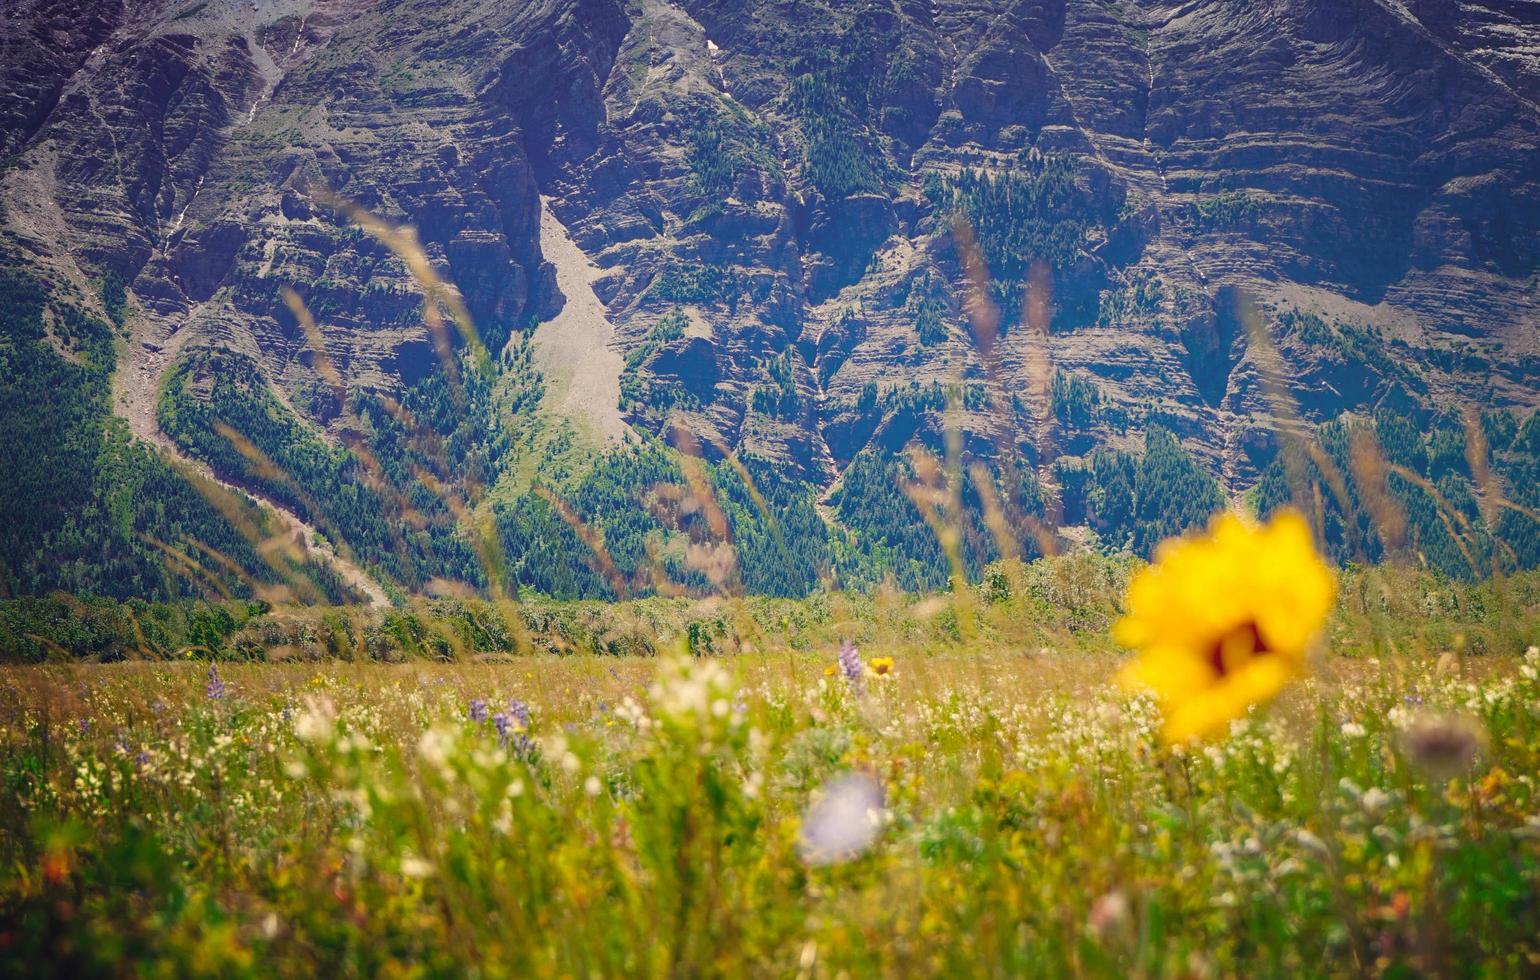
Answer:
496, 441, 831, 600
906, 270, 949, 346
97, 273, 127, 327
1190, 190, 1265, 228
830, 448, 1045, 591
620, 314, 701, 421
719, 457, 830, 597
5, 628, 1540, 974
623, 310, 689, 376
0, 596, 267, 662
1051, 371, 1100, 432
0, 269, 280, 600
1279, 310, 1425, 394
1061, 428, 1222, 555
751, 351, 802, 420
786, 71, 885, 200
1131, 428, 1225, 554
828, 449, 946, 591
158, 350, 479, 591
1097, 271, 1163, 325
647, 265, 737, 306
928, 156, 1097, 315
1246, 409, 1540, 579
684, 103, 781, 201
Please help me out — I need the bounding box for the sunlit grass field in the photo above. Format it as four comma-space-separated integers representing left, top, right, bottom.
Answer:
3, 635, 1538, 976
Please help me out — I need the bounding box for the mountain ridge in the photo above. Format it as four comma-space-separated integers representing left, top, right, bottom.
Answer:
3, 0, 1540, 599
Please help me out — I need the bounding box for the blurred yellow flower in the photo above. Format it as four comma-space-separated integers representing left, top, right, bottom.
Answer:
823, 665, 838, 677
1115, 510, 1335, 744
870, 657, 895, 676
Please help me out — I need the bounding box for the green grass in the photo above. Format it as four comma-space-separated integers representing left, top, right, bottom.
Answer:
2, 645, 1538, 975
3, 564, 1540, 975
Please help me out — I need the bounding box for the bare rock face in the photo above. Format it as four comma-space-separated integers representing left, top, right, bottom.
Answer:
3, 0, 1539, 495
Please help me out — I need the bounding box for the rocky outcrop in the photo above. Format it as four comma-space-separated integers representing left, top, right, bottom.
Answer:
2, 0, 1538, 504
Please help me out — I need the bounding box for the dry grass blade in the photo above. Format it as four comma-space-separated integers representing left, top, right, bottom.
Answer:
534, 484, 629, 600
952, 217, 1000, 359
311, 186, 490, 378
903, 445, 975, 640
161, 455, 319, 605
211, 423, 382, 592
1346, 426, 1407, 557
139, 533, 233, 601
1386, 462, 1482, 576
670, 424, 732, 543
1021, 259, 1056, 477
699, 428, 795, 572
281, 287, 432, 561
952, 214, 1053, 548
967, 461, 1019, 563
667, 423, 743, 596
1240, 295, 1363, 559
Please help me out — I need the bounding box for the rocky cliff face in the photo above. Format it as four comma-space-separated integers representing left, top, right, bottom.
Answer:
3, 0, 1539, 588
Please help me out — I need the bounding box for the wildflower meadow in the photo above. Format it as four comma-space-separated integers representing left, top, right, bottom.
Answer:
3, 514, 1540, 976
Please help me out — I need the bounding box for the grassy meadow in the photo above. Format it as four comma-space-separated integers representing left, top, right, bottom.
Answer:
3, 559, 1540, 977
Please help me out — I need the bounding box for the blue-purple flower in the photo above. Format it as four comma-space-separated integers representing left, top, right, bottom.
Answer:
838, 640, 864, 694
206, 664, 227, 701
508, 698, 530, 729
500, 698, 533, 757
468, 698, 489, 723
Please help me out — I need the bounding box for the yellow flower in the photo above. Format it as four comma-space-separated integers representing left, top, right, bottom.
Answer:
1115, 510, 1335, 744
869, 656, 895, 676
823, 665, 838, 677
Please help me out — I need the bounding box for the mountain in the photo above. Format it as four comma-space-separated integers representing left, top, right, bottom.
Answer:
3, 0, 1540, 602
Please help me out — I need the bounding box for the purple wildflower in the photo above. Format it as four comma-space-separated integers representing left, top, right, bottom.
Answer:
468, 698, 489, 723
497, 699, 534, 757
838, 640, 865, 694
206, 664, 227, 701
508, 698, 531, 730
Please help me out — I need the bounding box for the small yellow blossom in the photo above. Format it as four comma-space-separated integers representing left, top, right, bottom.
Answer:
869, 657, 895, 676
823, 665, 838, 677
1115, 509, 1335, 744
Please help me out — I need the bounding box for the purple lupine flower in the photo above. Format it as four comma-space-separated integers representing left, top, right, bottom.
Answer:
468, 698, 489, 723
134, 749, 150, 769
508, 698, 531, 731
497, 699, 534, 757
206, 664, 227, 701
838, 640, 864, 694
